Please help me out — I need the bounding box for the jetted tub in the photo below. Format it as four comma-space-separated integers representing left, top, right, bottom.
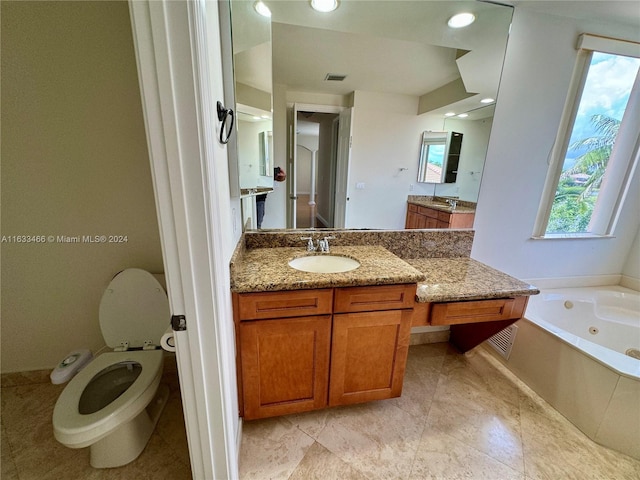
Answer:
492, 285, 640, 460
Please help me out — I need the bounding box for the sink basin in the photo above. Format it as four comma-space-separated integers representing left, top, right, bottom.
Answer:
288, 255, 361, 274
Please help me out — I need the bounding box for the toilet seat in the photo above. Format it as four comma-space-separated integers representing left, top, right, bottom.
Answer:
99, 268, 170, 350
53, 350, 163, 448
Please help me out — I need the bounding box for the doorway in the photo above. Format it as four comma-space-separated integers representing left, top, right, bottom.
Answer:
294, 110, 339, 228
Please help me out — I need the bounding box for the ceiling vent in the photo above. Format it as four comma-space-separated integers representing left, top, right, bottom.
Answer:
324, 73, 347, 82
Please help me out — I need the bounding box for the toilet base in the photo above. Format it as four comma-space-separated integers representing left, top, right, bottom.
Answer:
89, 383, 170, 468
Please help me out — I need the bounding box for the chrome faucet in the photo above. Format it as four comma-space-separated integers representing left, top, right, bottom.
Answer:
445, 198, 458, 210
317, 236, 335, 253
300, 237, 316, 252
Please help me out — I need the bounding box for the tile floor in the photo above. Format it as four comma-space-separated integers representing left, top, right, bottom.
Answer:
2, 344, 638, 480
239, 343, 640, 480
1, 359, 191, 480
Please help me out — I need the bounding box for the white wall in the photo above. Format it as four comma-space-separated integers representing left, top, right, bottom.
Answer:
237, 119, 273, 189
623, 226, 640, 282
296, 134, 318, 194
346, 91, 443, 229
1, 1, 164, 372
262, 83, 288, 229
472, 7, 640, 280
436, 117, 492, 201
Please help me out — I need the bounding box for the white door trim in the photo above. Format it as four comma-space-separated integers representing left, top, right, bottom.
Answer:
129, 1, 239, 478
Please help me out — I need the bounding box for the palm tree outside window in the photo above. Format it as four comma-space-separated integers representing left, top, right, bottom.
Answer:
534, 35, 640, 238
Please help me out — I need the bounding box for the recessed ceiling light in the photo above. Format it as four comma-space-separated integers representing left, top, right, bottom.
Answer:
254, 1, 271, 18
457, 113, 469, 118
448, 13, 475, 28
444, 112, 456, 117
311, 0, 339, 13
480, 97, 495, 104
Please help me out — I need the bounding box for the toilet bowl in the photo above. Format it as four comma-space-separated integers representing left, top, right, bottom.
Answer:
53, 268, 171, 468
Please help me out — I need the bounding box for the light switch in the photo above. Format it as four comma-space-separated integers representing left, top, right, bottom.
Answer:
356, 182, 365, 189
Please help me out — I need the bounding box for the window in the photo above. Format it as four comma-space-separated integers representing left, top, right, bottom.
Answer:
533, 35, 640, 238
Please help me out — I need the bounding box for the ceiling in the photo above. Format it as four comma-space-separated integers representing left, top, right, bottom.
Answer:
508, 1, 640, 29
232, 0, 639, 118
267, 0, 513, 110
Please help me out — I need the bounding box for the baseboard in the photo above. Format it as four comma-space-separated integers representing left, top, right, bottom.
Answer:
409, 328, 450, 345
523, 274, 622, 289
620, 275, 640, 291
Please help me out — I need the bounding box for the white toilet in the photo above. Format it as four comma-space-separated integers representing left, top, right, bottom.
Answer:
53, 268, 171, 468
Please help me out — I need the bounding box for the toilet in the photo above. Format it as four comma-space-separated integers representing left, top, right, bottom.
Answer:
53, 268, 171, 468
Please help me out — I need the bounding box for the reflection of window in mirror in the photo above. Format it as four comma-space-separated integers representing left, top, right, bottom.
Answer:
417, 132, 447, 183
259, 131, 273, 176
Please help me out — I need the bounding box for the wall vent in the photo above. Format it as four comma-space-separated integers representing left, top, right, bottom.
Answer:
487, 324, 518, 359
324, 73, 347, 82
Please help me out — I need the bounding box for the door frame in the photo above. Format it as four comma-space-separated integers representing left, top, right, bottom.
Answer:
288, 103, 345, 229
129, 1, 239, 478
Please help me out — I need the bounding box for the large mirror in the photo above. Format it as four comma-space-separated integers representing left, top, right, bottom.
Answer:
229, 0, 275, 228
228, 0, 513, 230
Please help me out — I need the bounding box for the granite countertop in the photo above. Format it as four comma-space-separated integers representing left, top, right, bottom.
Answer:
407, 196, 476, 214
230, 245, 426, 293
407, 257, 539, 303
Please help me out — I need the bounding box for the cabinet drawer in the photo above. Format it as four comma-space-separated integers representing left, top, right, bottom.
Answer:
418, 206, 439, 219
334, 284, 416, 313
437, 210, 451, 222
430, 296, 527, 326
237, 289, 333, 320
408, 203, 419, 213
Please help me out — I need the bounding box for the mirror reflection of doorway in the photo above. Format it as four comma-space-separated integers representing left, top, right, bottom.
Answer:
296, 111, 339, 228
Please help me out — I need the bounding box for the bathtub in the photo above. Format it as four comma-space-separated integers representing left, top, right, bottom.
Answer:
491, 285, 640, 460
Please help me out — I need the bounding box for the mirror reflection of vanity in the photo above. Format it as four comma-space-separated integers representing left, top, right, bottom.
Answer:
226, 0, 513, 230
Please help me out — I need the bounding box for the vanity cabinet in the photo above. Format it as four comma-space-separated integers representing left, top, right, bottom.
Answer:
234, 284, 415, 420
239, 315, 331, 419
330, 285, 414, 406
405, 203, 474, 229
412, 296, 529, 353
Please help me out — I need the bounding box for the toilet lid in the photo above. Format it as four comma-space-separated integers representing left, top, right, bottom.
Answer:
99, 269, 170, 349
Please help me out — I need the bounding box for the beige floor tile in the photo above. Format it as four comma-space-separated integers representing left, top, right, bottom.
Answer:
284, 406, 333, 439
240, 416, 315, 480
289, 441, 369, 480
520, 404, 640, 480
427, 357, 524, 470
385, 344, 446, 419
1, 374, 191, 480
155, 387, 191, 468
409, 427, 525, 480
316, 400, 426, 480
1, 424, 19, 480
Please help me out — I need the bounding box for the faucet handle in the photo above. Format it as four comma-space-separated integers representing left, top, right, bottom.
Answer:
300, 237, 315, 252
318, 236, 335, 252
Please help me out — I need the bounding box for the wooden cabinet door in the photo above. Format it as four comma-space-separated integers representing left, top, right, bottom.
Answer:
240, 315, 331, 419
448, 212, 475, 228
405, 210, 420, 229
329, 309, 412, 406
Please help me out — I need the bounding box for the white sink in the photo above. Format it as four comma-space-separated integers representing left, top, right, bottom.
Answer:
288, 255, 361, 274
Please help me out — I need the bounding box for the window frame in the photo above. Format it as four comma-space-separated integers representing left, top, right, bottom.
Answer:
532, 34, 640, 239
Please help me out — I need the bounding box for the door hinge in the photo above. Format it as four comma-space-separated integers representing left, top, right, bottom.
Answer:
171, 315, 187, 331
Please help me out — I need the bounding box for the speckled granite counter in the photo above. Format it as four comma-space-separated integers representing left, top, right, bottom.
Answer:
407, 195, 476, 214
230, 229, 539, 302
230, 245, 425, 293
408, 257, 539, 302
